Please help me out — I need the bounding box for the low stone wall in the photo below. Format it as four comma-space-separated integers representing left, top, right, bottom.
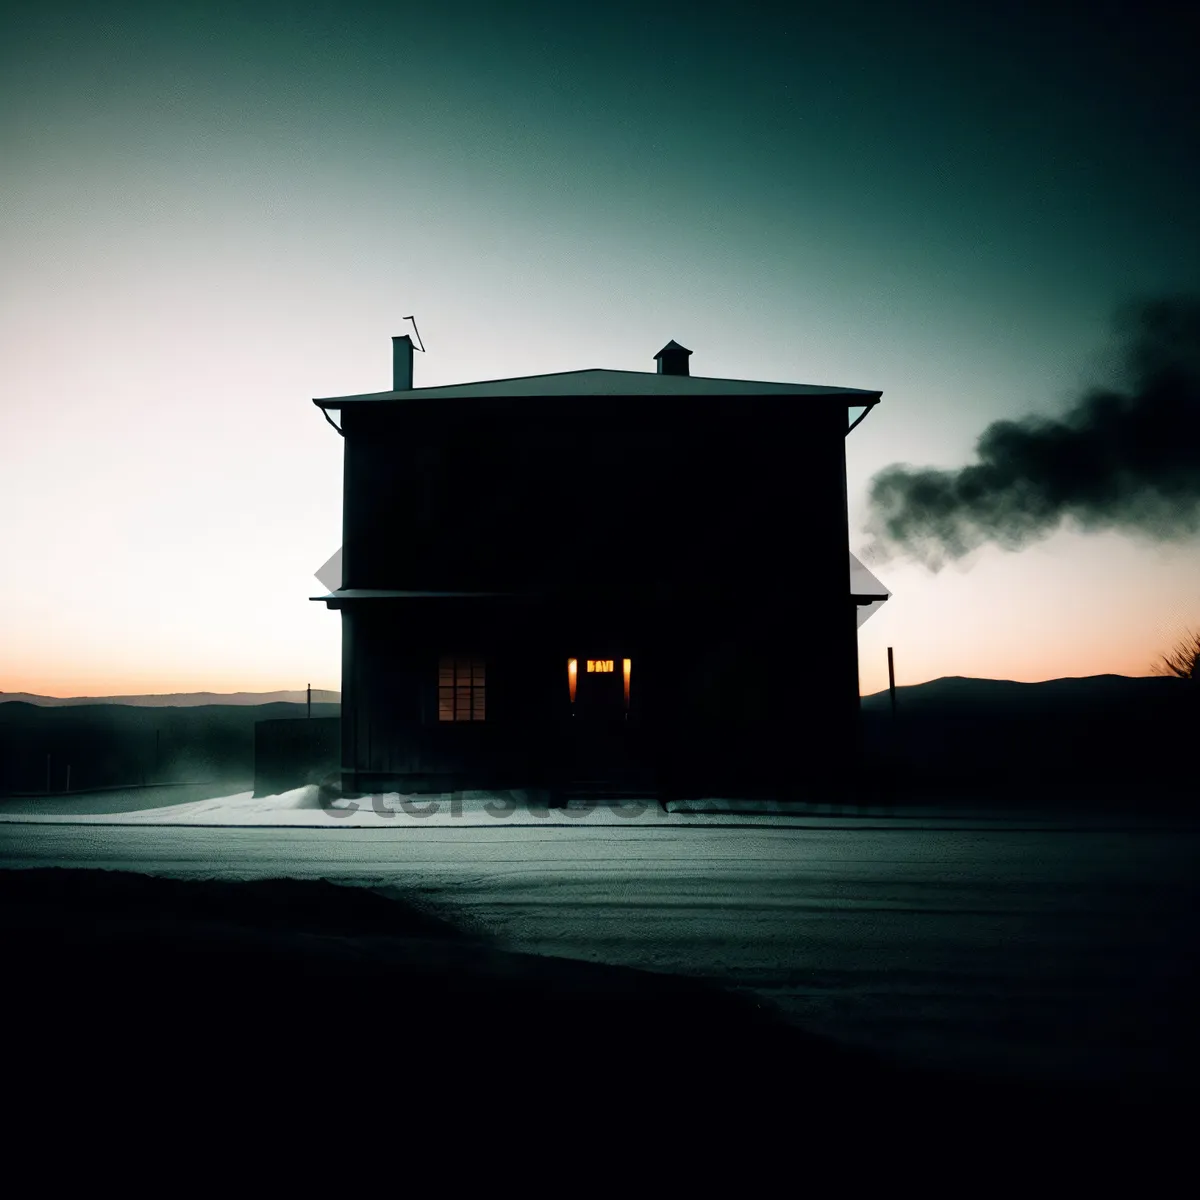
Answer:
254, 717, 339, 798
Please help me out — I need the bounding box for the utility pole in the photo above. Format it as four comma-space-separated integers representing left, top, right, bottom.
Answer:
307, 683, 311, 718
885, 646, 900, 806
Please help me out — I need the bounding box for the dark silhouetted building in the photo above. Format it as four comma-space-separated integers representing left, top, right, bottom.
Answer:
312, 336, 888, 801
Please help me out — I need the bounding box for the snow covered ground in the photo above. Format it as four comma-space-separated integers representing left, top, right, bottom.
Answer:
0, 781, 1159, 827
1, 785, 1196, 1088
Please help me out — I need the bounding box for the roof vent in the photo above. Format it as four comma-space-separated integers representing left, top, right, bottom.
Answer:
653, 340, 692, 377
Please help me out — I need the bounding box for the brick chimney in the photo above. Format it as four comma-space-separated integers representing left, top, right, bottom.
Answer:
392, 334, 414, 390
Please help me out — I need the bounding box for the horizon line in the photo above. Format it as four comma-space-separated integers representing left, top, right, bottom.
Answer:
1, 670, 1177, 703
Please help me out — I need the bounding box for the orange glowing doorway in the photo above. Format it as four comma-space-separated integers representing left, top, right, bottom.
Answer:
569, 655, 631, 720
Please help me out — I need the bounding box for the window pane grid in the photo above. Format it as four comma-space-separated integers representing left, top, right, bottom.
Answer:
438, 656, 486, 721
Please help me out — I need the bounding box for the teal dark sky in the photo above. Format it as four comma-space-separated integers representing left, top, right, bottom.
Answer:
8, 1, 1196, 306
2, 0, 1198, 695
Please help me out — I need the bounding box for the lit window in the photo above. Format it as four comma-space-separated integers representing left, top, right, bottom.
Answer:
438, 656, 486, 721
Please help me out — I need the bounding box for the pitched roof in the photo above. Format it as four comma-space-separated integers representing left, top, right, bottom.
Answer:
653, 340, 693, 363
313, 367, 881, 408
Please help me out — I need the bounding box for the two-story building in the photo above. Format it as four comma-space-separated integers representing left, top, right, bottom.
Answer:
311, 335, 889, 802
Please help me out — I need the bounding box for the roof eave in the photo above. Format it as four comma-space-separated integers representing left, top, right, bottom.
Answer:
314, 388, 884, 409
847, 397, 882, 436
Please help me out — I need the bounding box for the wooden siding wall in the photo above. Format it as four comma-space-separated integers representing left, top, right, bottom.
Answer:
340, 397, 844, 595
338, 397, 857, 791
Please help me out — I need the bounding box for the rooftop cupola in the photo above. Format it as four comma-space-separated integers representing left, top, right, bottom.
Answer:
653, 340, 692, 376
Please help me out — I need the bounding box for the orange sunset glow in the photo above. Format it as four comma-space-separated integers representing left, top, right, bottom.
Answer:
3, 4, 1197, 703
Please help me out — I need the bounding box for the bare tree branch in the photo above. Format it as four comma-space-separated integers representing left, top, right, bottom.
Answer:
1150, 627, 1200, 679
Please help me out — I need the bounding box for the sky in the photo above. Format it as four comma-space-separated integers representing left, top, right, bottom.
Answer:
2, 0, 1198, 698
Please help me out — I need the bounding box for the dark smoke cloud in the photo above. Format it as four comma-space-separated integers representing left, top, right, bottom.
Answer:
864, 296, 1200, 571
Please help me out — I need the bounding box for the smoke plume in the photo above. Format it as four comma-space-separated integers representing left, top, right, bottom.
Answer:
865, 296, 1200, 571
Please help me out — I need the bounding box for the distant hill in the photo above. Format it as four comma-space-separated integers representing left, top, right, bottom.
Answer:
858, 673, 1196, 803
3, 674, 1193, 805
0, 689, 340, 708
861, 673, 1184, 713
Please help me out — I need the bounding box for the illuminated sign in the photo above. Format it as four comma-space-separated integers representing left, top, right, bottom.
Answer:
586, 659, 614, 673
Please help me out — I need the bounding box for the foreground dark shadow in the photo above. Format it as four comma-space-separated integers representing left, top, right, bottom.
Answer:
1, 867, 1192, 1159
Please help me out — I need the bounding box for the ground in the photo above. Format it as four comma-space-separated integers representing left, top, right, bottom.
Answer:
2, 783, 1196, 1101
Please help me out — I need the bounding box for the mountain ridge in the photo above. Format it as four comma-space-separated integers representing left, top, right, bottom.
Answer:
860, 673, 1181, 705
4, 676, 1184, 710
0, 690, 341, 708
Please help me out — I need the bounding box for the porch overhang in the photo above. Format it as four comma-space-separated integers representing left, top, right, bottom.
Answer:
311, 589, 533, 609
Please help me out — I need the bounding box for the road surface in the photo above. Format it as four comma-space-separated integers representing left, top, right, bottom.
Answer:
3, 806, 1196, 1085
